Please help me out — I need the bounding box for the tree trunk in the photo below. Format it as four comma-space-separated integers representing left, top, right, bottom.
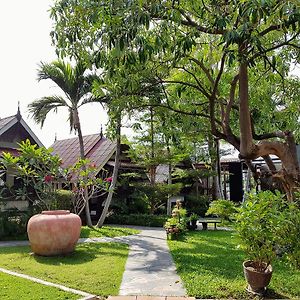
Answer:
239, 61, 255, 158
74, 108, 93, 227
214, 138, 224, 199
96, 116, 121, 228
237, 61, 300, 200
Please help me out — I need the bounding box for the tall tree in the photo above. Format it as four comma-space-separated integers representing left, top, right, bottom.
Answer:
50, 0, 300, 199
28, 60, 106, 226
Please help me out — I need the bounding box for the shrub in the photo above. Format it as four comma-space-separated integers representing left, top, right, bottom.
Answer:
235, 191, 286, 271
105, 214, 168, 227
276, 201, 300, 269
206, 199, 238, 221
0, 209, 30, 240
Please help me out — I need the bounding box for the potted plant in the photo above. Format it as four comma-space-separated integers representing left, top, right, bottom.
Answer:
189, 213, 198, 230
164, 200, 187, 239
164, 217, 181, 239
235, 191, 285, 296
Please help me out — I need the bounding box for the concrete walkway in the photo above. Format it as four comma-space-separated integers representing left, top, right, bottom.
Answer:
79, 227, 186, 296
0, 226, 187, 297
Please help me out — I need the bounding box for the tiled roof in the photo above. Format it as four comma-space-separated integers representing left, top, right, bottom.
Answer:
0, 115, 15, 130
50, 134, 116, 169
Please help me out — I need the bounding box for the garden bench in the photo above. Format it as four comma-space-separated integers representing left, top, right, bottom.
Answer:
198, 218, 221, 230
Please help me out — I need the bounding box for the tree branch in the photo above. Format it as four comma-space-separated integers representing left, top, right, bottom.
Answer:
224, 74, 239, 133
189, 57, 214, 85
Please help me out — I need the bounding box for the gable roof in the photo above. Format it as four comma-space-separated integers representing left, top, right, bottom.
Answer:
50, 134, 116, 169
0, 113, 44, 148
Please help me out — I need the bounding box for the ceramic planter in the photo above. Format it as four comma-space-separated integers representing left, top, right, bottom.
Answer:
243, 260, 273, 296
27, 210, 81, 256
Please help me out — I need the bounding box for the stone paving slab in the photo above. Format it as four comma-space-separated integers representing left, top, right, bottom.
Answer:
0, 240, 29, 247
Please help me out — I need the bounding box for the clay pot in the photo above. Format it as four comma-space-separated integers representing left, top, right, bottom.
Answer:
27, 210, 82, 256
243, 260, 273, 296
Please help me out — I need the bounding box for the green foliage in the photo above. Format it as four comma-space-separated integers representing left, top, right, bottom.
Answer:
105, 214, 168, 227
189, 213, 198, 221
133, 182, 182, 214
275, 201, 300, 269
185, 194, 210, 217
50, 0, 300, 184
206, 199, 238, 221
235, 191, 286, 271
0, 210, 30, 240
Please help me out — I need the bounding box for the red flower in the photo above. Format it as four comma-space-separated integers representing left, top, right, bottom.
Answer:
104, 177, 113, 182
44, 175, 53, 183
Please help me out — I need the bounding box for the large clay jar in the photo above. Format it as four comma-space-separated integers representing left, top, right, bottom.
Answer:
27, 210, 82, 256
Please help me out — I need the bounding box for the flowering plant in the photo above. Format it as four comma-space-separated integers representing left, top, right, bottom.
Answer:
67, 159, 110, 215
0, 140, 63, 210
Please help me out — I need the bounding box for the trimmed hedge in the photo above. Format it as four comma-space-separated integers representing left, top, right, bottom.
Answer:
51, 189, 74, 211
105, 214, 168, 227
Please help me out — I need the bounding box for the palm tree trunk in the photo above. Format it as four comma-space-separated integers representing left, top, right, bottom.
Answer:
96, 116, 121, 228
75, 109, 93, 227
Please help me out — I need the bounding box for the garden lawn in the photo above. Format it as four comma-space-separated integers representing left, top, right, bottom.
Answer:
168, 230, 300, 299
0, 272, 79, 299
80, 225, 139, 238
0, 242, 128, 297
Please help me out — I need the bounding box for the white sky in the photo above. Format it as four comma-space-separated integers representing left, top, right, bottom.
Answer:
0, 1, 109, 148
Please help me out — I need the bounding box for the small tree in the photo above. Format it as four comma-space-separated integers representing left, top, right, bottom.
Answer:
68, 158, 109, 216
0, 140, 62, 210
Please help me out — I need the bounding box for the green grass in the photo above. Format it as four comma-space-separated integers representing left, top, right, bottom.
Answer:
0, 242, 128, 297
168, 230, 300, 299
80, 225, 140, 238
1, 225, 140, 241
0, 272, 79, 299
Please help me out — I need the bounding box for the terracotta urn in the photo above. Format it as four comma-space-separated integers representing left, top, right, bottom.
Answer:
27, 210, 82, 256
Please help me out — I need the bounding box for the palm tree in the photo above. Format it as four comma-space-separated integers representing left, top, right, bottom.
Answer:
28, 60, 106, 227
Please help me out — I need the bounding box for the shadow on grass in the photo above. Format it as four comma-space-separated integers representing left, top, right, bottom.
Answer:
33, 242, 128, 265
0, 242, 128, 266
264, 288, 289, 299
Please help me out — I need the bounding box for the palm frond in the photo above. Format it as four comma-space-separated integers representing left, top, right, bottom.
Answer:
68, 107, 75, 133
80, 95, 110, 107
28, 96, 68, 127
37, 60, 80, 100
